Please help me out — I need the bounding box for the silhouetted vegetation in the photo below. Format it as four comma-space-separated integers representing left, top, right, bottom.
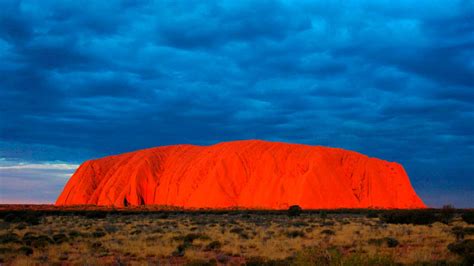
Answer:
319, 210, 328, 220
17, 246, 33, 256
321, 229, 335, 235
204, 240, 221, 251
368, 237, 399, 248
286, 230, 305, 238
462, 211, 474, 224
0, 233, 21, 244
287, 205, 302, 217
448, 239, 474, 265
366, 211, 378, 218
380, 210, 438, 225
441, 204, 456, 224
2, 212, 41, 225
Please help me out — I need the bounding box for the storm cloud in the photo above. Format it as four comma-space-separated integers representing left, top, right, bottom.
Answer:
0, 0, 473, 207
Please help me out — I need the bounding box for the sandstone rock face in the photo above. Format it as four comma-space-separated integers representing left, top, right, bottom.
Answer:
56, 140, 426, 209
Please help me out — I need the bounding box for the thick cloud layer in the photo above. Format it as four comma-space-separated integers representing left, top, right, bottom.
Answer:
0, 1, 473, 207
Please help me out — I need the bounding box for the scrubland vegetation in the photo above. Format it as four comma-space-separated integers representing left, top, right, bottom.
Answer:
0, 206, 473, 265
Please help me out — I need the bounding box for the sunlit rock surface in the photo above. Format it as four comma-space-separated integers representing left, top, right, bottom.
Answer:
56, 140, 426, 209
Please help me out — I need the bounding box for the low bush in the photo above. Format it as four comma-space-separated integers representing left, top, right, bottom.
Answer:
0, 233, 21, 244
288, 205, 302, 217
92, 230, 106, 238
0, 247, 13, 255
321, 221, 335, 226
385, 237, 399, 248
447, 239, 474, 265
186, 259, 217, 266
321, 229, 335, 235
3, 212, 41, 225
380, 210, 437, 225
366, 211, 379, 218
368, 237, 399, 248
319, 211, 328, 220
172, 243, 187, 257
103, 224, 118, 233
85, 211, 107, 219
368, 238, 384, 246
58, 253, 69, 261
440, 205, 455, 224
68, 230, 82, 238
452, 226, 466, 241
173, 233, 210, 244
286, 230, 305, 238
293, 247, 397, 266
30, 235, 54, 248
229, 227, 244, 234
292, 221, 309, 227
17, 246, 33, 256
183, 233, 210, 243
462, 212, 474, 224
205, 240, 221, 251
52, 233, 68, 244
90, 242, 102, 249
130, 229, 142, 235
246, 256, 293, 266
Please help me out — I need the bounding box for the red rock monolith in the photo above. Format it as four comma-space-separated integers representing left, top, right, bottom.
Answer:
56, 140, 426, 209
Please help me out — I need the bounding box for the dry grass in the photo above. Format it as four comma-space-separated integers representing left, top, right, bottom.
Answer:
0, 210, 473, 265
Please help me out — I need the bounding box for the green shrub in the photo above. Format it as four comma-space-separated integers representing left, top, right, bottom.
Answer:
462, 212, 474, 224
172, 243, 186, 257
229, 227, 244, 234
68, 230, 82, 238
3, 212, 41, 225
92, 230, 106, 238
321, 229, 335, 235
0, 233, 21, 244
381, 210, 437, 225
185, 259, 217, 266
447, 239, 474, 265
17, 246, 33, 256
321, 221, 335, 226
292, 221, 309, 227
205, 241, 221, 251
52, 233, 68, 244
368, 238, 384, 246
293, 247, 397, 266
319, 211, 328, 220
103, 224, 118, 233
183, 233, 210, 243
22, 232, 37, 245
130, 229, 142, 235
173, 233, 210, 244
85, 211, 107, 219
385, 237, 399, 248
368, 237, 399, 248
286, 230, 305, 238
366, 211, 379, 218
216, 254, 230, 264
452, 226, 465, 241
16, 223, 27, 230
440, 205, 455, 224
288, 205, 302, 217
31, 235, 54, 248
246, 256, 292, 266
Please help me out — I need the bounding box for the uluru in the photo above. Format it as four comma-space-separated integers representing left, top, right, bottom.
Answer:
56, 140, 426, 209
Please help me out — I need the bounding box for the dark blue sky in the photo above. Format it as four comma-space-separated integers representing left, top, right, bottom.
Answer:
0, 1, 473, 207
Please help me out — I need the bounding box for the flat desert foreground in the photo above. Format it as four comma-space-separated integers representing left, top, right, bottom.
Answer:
0, 206, 473, 265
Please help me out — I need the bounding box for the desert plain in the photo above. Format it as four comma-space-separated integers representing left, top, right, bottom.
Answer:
0, 205, 473, 265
